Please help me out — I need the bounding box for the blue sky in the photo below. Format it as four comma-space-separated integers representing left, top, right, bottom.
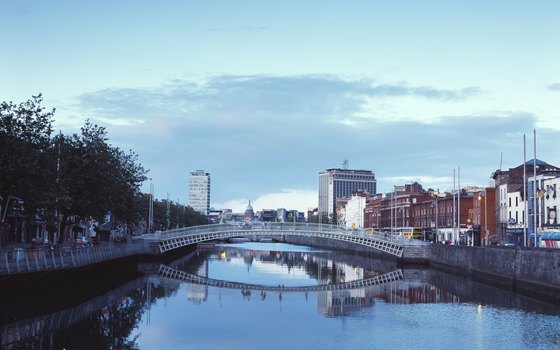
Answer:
1, 0, 559, 213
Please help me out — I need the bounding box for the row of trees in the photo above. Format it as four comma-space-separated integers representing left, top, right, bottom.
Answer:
0, 95, 206, 244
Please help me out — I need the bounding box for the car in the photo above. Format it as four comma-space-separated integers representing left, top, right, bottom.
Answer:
73, 236, 91, 247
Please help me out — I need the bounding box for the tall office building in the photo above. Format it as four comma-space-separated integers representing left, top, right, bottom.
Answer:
189, 170, 211, 215
318, 168, 376, 217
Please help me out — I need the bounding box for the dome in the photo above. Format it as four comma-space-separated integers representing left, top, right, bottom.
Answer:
245, 200, 254, 212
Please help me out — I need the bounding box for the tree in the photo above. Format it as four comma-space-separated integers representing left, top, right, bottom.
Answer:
55, 120, 148, 225
0, 94, 56, 223
145, 199, 208, 231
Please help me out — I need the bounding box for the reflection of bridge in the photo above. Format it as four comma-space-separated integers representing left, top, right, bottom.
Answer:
158, 264, 403, 292
157, 223, 404, 257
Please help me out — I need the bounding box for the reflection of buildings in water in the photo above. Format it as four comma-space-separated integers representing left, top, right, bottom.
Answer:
317, 289, 372, 316
186, 259, 208, 302
375, 282, 461, 305
316, 281, 462, 316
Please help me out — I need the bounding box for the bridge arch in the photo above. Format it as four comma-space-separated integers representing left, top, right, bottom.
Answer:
157, 223, 404, 257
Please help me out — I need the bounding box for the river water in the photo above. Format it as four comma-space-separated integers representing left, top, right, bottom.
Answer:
2, 242, 560, 349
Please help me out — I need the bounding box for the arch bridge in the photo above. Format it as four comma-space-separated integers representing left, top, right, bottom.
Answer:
158, 222, 404, 257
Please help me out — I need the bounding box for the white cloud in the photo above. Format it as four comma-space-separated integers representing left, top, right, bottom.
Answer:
380, 175, 451, 187
50, 74, 560, 205
213, 189, 317, 214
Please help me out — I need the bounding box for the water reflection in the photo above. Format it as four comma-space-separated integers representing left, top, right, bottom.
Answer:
163, 243, 462, 318
2, 242, 559, 349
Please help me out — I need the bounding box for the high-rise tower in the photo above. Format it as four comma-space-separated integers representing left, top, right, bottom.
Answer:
318, 168, 376, 218
189, 170, 211, 215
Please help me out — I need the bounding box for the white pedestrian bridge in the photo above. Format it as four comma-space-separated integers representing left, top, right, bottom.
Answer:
157, 222, 405, 258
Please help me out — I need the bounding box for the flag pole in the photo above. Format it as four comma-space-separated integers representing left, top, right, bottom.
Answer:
523, 134, 527, 247
458, 166, 461, 245
533, 129, 537, 247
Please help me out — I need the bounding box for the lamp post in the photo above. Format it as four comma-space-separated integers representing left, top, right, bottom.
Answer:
2, 196, 24, 223
478, 189, 488, 246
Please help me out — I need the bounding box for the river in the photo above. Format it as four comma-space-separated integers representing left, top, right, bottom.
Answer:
2, 242, 559, 349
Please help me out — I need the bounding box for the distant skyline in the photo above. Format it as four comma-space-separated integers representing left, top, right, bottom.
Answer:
1, 0, 559, 213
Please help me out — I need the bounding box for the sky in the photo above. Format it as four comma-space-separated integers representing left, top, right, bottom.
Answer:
1, 0, 559, 214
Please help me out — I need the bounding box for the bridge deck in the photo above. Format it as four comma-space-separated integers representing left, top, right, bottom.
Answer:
158, 223, 405, 257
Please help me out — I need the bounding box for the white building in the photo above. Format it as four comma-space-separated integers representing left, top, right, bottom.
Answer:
344, 194, 366, 229
528, 174, 557, 236
188, 170, 211, 215
542, 176, 560, 228
507, 189, 526, 227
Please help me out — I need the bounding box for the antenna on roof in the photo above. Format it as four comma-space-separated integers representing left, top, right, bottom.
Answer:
342, 158, 349, 169
500, 152, 503, 171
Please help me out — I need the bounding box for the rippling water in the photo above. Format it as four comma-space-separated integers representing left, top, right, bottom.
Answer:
2, 242, 559, 349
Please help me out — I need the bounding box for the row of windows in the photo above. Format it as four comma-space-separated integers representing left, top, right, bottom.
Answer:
508, 196, 520, 207
508, 210, 525, 224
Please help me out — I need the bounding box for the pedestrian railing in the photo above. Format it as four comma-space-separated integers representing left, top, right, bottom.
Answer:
0, 241, 149, 276
157, 222, 406, 257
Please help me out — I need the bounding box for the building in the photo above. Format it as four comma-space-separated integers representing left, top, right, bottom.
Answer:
318, 168, 376, 219
259, 209, 277, 222
364, 196, 382, 229
472, 188, 496, 245
528, 174, 560, 244
343, 191, 370, 229
492, 159, 560, 243
188, 170, 211, 215
244, 201, 254, 221
542, 177, 560, 229
379, 182, 430, 229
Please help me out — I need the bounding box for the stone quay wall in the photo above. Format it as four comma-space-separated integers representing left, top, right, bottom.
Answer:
282, 236, 559, 302
430, 245, 560, 303
282, 235, 400, 261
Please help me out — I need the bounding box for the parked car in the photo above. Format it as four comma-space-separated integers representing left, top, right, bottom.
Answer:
73, 236, 91, 247
31, 237, 48, 247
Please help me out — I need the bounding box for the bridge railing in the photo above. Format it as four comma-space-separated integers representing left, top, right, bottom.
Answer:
0, 240, 149, 276
159, 222, 358, 240
158, 222, 421, 245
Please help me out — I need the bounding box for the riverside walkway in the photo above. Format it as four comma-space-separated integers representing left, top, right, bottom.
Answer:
0, 241, 148, 276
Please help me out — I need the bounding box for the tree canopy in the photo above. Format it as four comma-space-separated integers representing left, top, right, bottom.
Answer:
0, 95, 206, 240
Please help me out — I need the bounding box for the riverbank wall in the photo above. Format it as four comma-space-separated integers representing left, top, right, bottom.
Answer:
430, 245, 560, 303
283, 236, 560, 302
282, 236, 399, 260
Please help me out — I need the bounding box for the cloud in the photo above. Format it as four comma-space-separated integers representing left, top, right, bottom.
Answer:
59, 74, 559, 207
213, 189, 317, 214
547, 83, 560, 91
75, 74, 480, 127
380, 176, 453, 190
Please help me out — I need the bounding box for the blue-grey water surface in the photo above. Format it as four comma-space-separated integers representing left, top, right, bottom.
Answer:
2, 242, 559, 349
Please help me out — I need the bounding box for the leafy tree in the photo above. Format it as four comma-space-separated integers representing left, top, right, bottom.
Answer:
1, 95, 207, 245
307, 213, 331, 224
0, 94, 56, 220
145, 198, 208, 231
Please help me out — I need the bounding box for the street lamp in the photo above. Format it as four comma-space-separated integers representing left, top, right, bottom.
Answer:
478, 189, 488, 246
432, 190, 439, 243
2, 196, 24, 223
